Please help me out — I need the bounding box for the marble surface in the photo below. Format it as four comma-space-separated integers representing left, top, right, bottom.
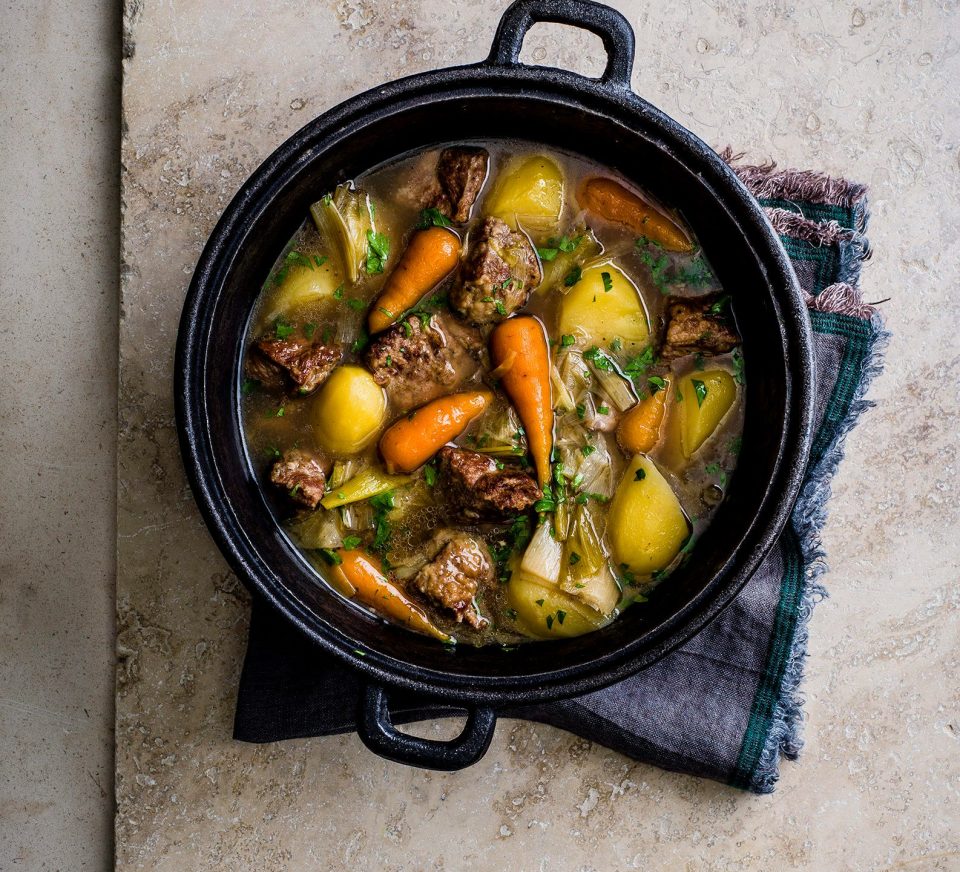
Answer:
1, 2, 119, 869
114, 1, 959, 869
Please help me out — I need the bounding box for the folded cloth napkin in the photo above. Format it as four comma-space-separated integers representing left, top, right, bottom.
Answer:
234, 153, 887, 793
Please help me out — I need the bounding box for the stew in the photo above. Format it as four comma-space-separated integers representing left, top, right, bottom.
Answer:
241, 142, 744, 646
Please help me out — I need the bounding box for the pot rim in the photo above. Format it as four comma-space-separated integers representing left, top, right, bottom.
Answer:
176, 59, 814, 706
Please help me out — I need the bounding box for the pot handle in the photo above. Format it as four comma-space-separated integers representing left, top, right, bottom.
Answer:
357, 683, 497, 771
486, 0, 635, 89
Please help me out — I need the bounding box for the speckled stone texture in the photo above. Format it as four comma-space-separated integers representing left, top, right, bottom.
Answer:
118, 1, 959, 869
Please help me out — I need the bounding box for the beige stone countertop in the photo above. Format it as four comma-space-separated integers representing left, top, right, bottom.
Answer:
3, 0, 959, 870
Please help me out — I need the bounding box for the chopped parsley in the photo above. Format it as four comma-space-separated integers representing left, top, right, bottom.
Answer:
313, 255, 329, 269
333, 285, 344, 300
318, 548, 342, 566
569, 552, 581, 565
369, 491, 395, 553
597, 404, 610, 415
581, 444, 596, 457
634, 468, 647, 481
564, 265, 582, 287
351, 328, 369, 353
537, 246, 559, 262
494, 300, 508, 316
647, 375, 666, 393
535, 598, 545, 607
709, 294, 731, 314
576, 403, 586, 420
556, 610, 566, 625
303, 322, 318, 339
417, 207, 452, 228
601, 271, 613, 292
691, 378, 708, 407
365, 230, 390, 274
584, 346, 613, 371
423, 463, 438, 487
346, 298, 366, 311
546, 615, 555, 630
273, 317, 295, 339
285, 249, 314, 270
561, 334, 576, 347
341, 535, 362, 550
610, 337, 622, 352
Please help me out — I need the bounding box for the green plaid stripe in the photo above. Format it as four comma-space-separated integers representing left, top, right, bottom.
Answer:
808, 311, 879, 466
729, 526, 804, 790
759, 197, 862, 232
729, 309, 880, 789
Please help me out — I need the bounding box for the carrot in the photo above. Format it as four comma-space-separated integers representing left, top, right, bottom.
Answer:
368, 226, 461, 333
379, 390, 492, 474
578, 177, 693, 252
329, 547, 451, 642
489, 316, 553, 488
616, 380, 669, 455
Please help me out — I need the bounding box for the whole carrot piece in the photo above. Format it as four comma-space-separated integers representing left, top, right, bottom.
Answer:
489, 316, 553, 488
329, 547, 451, 642
379, 390, 492, 474
578, 177, 693, 252
617, 380, 669, 455
368, 226, 461, 333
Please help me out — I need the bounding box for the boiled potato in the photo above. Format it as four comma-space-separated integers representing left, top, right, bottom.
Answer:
558, 262, 649, 353
608, 455, 689, 576
486, 155, 564, 234
508, 570, 608, 639
676, 369, 737, 458
262, 261, 340, 322
311, 365, 386, 455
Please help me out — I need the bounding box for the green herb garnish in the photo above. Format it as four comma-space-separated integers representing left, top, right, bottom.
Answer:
318, 548, 342, 566
341, 535, 362, 550
417, 207, 452, 228
634, 468, 646, 481
365, 230, 390, 274
564, 265, 582, 287
691, 378, 708, 407
561, 334, 576, 348
601, 271, 613, 292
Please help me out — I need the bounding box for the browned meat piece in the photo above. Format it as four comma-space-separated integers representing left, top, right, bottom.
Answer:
364, 311, 481, 413
412, 529, 494, 628
449, 217, 541, 325
438, 446, 540, 521
270, 449, 328, 509
244, 350, 286, 391
250, 335, 341, 394
660, 296, 740, 361
431, 147, 489, 223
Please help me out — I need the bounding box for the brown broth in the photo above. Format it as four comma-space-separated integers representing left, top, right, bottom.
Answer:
241, 140, 744, 647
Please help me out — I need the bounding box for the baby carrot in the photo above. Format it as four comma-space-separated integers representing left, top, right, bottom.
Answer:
329, 547, 451, 642
617, 380, 669, 455
379, 390, 491, 474
489, 316, 553, 488
368, 226, 461, 333
578, 177, 693, 252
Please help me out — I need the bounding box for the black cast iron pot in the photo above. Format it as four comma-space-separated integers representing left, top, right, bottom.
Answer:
176, 0, 814, 771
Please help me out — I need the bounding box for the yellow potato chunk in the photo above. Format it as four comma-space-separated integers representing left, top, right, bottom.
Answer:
486, 155, 564, 234
558, 263, 649, 353
262, 262, 340, 321
507, 570, 608, 639
311, 365, 386, 455
608, 455, 690, 576
677, 369, 737, 458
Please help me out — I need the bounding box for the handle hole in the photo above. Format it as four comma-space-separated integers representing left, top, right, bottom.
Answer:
392, 715, 469, 742
516, 22, 608, 80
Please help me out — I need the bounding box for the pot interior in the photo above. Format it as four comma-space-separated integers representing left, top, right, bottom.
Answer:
201, 91, 796, 689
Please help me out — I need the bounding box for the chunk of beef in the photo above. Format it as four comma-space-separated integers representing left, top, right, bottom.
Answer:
270, 449, 328, 509
438, 446, 540, 521
450, 217, 541, 325
364, 311, 481, 413
431, 147, 489, 223
412, 529, 494, 629
249, 335, 341, 394
660, 295, 740, 361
